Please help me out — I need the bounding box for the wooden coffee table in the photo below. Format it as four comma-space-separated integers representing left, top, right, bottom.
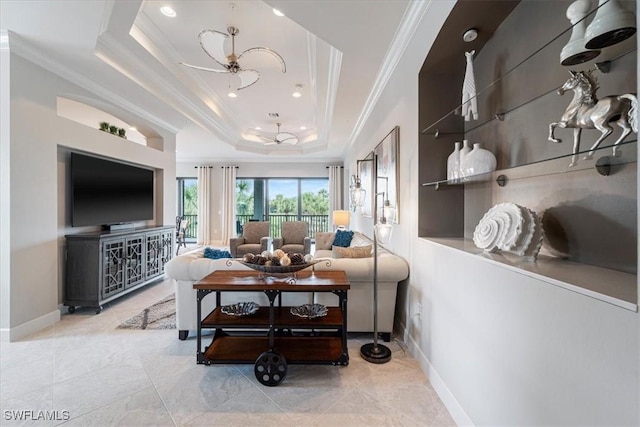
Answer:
193, 270, 350, 386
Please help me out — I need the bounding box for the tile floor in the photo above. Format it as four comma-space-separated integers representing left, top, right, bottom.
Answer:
0, 279, 455, 426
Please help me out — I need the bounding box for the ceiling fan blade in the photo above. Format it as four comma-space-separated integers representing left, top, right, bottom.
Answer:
238, 47, 287, 73
264, 141, 278, 146
199, 29, 229, 68
256, 134, 272, 142
180, 62, 230, 73
236, 69, 260, 90
280, 136, 299, 145
276, 132, 296, 140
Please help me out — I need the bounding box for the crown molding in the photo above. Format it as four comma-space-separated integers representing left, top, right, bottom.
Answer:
131, 12, 240, 127
347, 0, 433, 148
321, 46, 342, 146
96, 31, 239, 143
7, 31, 182, 134
0, 30, 9, 51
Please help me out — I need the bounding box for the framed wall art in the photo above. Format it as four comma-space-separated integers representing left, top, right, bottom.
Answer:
374, 126, 399, 223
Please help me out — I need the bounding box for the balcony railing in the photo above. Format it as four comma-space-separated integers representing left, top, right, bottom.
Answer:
181, 213, 330, 242
181, 214, 198, 240
236, 214, 330, 238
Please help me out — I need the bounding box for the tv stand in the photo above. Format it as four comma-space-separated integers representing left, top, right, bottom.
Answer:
65, 226, 174, 313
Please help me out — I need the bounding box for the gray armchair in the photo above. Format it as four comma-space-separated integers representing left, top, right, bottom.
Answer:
273, 221, 311, 255
230, 221, 271, 257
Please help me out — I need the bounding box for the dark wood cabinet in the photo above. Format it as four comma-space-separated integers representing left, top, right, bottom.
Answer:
65, 226, 174, 313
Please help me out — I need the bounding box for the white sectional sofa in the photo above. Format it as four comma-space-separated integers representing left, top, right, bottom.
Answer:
164, 231, 409, 341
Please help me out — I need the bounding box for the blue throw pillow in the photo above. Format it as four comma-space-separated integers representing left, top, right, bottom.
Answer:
203, 247, 232, 259
333, 230, 354, 247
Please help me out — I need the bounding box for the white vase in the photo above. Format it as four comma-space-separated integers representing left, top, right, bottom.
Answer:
460, 139, 472, 164
446, 142, 461, 181
460, 142, 497, 177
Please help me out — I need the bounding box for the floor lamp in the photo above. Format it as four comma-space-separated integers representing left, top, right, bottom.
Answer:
350, 155, 395, 364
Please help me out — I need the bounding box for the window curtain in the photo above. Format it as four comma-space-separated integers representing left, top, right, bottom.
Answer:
196, 166, 212, 245
221, 166, 237, 245
328, 166, 344, 214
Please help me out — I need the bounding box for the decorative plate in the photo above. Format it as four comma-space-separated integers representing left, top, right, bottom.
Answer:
220, 302, 259, 317
290, 304, 328, 319
239, 260, 320, 274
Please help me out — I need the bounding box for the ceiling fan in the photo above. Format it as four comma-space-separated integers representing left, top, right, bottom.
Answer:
180, 26, 286, 90
258, 123, 299, 145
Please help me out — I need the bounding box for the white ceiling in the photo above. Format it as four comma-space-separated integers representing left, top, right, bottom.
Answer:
1, 0, 412, 163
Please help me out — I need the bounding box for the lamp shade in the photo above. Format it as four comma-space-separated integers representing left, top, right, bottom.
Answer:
584, 0, 636, 49
333, 210, 350, 229
375, 221, 393, 244
350, 184, 366, 208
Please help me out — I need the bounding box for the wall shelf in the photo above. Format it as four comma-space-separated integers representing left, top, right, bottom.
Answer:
422, 139, 637, 188
422, 237, 638, 312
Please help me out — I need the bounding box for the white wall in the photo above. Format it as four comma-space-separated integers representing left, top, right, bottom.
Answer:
176, 160, 337, 244
3, 52, 176, 341
345, 1, 639, 425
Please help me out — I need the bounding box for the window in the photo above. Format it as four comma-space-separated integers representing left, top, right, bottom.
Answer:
236, 178, 329, 237
176, 178, 197, 241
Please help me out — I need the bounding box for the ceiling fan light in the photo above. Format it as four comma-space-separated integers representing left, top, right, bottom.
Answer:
273, 8, 285, 17
160, 6, 176, 17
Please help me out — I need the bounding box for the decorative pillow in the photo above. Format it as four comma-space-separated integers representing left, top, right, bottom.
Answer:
349, 232, 371, 248
315, 232, 335, 250
203, 248, 232, 259
332, 245, 372, 259
332, 230, 354, 247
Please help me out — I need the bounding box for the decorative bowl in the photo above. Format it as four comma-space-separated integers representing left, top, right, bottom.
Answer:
290, 304, 328, 319
220, 301, 259, 317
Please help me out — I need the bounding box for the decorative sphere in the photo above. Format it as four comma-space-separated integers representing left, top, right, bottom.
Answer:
242, 253, 255, 263
280, 255, 291, 266
273, 249, 285, 259
261, 250, 272, 259
303, 254, 314, 263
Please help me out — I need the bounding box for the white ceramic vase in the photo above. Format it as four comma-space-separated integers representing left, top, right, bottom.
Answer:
446, 142, 461, 181
460, 142, 497, 177
460, 139, 472, 164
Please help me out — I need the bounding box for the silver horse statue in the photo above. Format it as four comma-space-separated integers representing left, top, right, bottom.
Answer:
548, 70, 637, 167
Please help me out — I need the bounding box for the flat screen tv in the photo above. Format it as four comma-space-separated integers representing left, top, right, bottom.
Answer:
71, 152, 154, 227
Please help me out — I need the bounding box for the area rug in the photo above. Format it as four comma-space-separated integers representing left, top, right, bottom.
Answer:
117, 294, 176, 330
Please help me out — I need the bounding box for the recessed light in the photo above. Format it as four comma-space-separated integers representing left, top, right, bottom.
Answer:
292, 84, 303, 98
273, 8, 285, 17
255, 126, 262, 130
300, 126, 306, 130
160, 6, 176, 18
228, 91, 237, 98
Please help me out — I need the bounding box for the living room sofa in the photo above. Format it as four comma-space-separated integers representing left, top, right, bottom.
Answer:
164, 231, 409, 341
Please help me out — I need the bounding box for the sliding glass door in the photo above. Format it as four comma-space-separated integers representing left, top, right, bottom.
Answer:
236, 178, 329, 237
176, 178, 197, 241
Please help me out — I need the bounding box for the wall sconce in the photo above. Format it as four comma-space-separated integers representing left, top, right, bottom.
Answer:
350, 155, 394, 364
332, 210, 350, 230
349, 170, 366, 208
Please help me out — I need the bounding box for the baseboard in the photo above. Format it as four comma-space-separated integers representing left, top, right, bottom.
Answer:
1, 309, 60, 342
399, 319, 474, 427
